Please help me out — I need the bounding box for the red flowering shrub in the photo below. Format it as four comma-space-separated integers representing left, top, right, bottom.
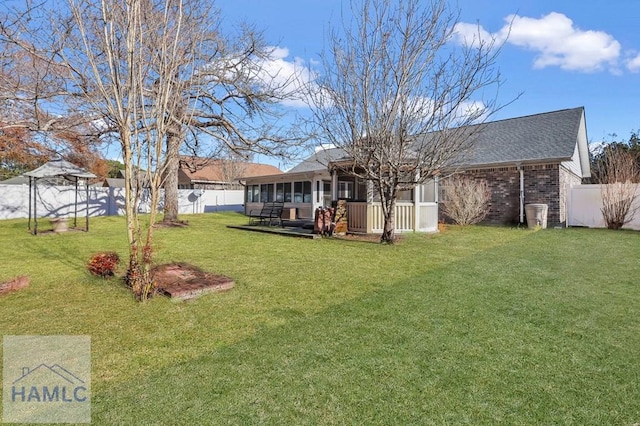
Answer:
87, 252, 120, 278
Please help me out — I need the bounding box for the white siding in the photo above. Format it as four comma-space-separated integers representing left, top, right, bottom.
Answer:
561, 144, 583, 178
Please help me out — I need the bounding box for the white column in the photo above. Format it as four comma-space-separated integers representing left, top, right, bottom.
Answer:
331, 169, 338, 201
413, 172, 420, 232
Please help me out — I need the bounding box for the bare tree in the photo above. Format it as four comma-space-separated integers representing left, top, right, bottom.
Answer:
66, 0, 196, 299
441, 175, 491, 225
596, 146, 640, 230
179, 150, 248, 189
1, 0, 306, 299
0, 44, 107, 178
151, 12, 307, 224
308, 0, 503, 243
217, 150, 249, 188
2, 0, 198, 299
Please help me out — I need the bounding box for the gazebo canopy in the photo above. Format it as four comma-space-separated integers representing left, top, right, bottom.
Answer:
25, 159, 96, 235
25, 159, 96, 179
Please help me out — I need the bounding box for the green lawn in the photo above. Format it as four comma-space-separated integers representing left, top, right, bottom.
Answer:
1, 213, 639, 424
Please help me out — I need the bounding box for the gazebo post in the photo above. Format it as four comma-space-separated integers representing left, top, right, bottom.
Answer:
28, 177, 32, 231
74, 177, 79, 229
85, 180, 90, 232
33, 177, 38, 235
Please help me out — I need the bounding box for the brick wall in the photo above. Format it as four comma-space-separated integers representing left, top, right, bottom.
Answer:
440, 163, 580, 226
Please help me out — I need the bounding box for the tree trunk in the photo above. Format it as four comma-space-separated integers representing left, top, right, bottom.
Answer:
380, 197, 396, 243
121, 129, 155, 301
162, 130, 183, 223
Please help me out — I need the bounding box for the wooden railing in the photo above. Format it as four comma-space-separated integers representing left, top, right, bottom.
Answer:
346, 202, 415, 233
346, 202, 368, 233
370, 202, 414, 233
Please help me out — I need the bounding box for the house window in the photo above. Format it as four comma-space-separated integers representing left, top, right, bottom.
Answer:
284, 182, 292, 202
397, 189, 414, 202
294, 182, 303, 203
323, 181, 332, 206
420, 179, 436, 202
370, 187, 413, 202
260, 183, 274, 202
293, 181, 312, 203
338, 181, 353, 199
303, 181, 312, 203
355, 178, 367, 201
246, 185, 260, 202
276, 183, 284, 202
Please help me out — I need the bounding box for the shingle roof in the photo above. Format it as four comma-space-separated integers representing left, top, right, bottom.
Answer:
454, 107, 585, 167
289, 107, 585, 172
102, 178, 125, 188
286, 148, 349, 173
179, 157, 283, 181
0, 175, 63, 185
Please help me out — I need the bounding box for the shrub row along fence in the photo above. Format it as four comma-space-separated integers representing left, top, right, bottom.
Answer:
0, 184, 244, 220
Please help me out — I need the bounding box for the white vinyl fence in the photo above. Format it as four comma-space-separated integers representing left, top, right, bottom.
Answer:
0, 184, 244, 220
567, 184, 640, 230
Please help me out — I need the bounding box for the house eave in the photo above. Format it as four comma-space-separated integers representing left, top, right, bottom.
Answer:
450, 157, 573, 171
242, 170, 329, 184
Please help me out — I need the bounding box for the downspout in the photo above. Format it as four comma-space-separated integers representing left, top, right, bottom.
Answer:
517, 163, 524, 224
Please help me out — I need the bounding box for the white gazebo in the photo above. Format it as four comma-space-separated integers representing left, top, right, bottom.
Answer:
25, 159, 96, 235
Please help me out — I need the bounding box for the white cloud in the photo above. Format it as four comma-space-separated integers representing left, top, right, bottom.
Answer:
456, 100, 488, 123
254, 47, 316, 108
453, 22, 503, 49
456, 12, 623, 73
507, 13, 620, 72
626, 53, 640, 73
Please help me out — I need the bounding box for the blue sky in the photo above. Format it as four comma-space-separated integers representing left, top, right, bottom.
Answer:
217, 0, 640, 155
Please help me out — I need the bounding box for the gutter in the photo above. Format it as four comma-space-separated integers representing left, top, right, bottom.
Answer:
448, 157, 573, 171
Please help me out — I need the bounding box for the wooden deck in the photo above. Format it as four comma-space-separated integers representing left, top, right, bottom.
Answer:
227, 221, 320, 239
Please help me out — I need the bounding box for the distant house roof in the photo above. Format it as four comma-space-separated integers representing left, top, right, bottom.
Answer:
0, 175, 30, 185
285, 107, 588, 175
101, 169, 149, 188
102, 178, 125, 188
179, 157, 283, 183
1, 174, 85, 186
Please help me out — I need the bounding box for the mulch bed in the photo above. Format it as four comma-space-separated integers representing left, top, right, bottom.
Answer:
151, 262, 233, 301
